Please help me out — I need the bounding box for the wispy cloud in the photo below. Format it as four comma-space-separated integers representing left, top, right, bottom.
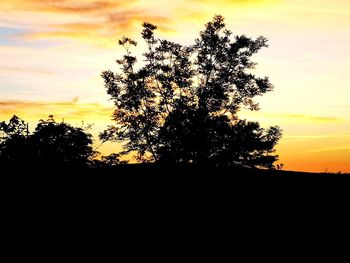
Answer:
24, 13, 172, 46
0, 99, 113, 122
240, 111, 344, 124
304, 146, 350, 154
0, 0, 283, 47
284, 114, 342, 123
0, 66, 53, 75
0, 1, 132, 14
188, 0, 280, 6
0, 0, 173, 46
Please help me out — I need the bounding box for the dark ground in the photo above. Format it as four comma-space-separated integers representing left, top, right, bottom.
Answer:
84, 163, 349, 179
4, 163, 349, 179
3, 163, 349, 194
2, 164, 349, 214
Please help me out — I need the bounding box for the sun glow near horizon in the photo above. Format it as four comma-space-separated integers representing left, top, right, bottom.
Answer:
1, 0, 349, 172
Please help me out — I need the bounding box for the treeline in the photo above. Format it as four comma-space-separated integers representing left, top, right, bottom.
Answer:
0, 115, 123, 171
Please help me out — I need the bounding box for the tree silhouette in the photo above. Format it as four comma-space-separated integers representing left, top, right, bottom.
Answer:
0, 115, 28, 139
0, 115, 96, 169
101, 15, 282, 168
31, 115, 96, 168
0, 115, 30, 167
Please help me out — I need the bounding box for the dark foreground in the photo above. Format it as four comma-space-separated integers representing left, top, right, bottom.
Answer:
3, 164, 349, 205
4, 163, 349, 179
1, 164, 350, 185
88, 164, 348, 178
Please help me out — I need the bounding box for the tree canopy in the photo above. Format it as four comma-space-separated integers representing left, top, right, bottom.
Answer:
0, 115, 96, 169
101, 15, 282, 168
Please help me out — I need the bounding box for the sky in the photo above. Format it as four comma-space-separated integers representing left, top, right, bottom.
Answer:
0, 0, 349, 172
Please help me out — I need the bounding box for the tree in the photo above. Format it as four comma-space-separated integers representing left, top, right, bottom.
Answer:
101, 15, 282, 168
30, 115, 96, 168
0, 116, 30, 167
0, 115, 28, 140
0, 115, 96, 169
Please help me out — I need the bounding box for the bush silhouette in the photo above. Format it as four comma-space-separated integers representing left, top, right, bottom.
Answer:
0, 115, 96, 170
101, 15, 282, 169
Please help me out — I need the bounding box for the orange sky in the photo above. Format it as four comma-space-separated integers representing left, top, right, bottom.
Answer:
0, 0, 349, 172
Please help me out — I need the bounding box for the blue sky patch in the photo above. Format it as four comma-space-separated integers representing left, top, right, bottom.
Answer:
0, 26, 27, 45
0, 27, 58, 48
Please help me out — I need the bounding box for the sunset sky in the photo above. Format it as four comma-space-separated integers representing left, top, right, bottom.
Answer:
0, 0, 349, 172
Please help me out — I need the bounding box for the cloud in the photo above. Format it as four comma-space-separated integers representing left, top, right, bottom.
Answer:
24, 11, 172, 46
240, 111, 343, 124
0, 1, 131, 14
0, 99, 113, 123
0, 0, 173, 46
0, 66, 53, 75
188, 0, 279, 5
0, 0, 281, 47
177, 0, 281, 17
285, 114, 342, 123
304, 146, 350, 154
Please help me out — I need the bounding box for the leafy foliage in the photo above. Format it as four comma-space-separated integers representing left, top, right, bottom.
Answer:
0, 115, 96, 169
101, 15, 282, 168
0, 115, 28, 140
0, 116, 30, 168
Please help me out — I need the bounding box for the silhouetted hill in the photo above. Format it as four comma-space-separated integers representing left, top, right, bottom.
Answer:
3, 164, 349, 208
4, 163, 349, 179
84, 163, 349, 178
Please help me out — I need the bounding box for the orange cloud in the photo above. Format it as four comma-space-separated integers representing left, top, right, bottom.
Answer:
26, 11, 172, 42
240, 111, 343, 125
0, 0, 281, 47
0, 0, 132, 14
0, 0, 172, 46
0, 99, 113, 123
188, 0, 280, 5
